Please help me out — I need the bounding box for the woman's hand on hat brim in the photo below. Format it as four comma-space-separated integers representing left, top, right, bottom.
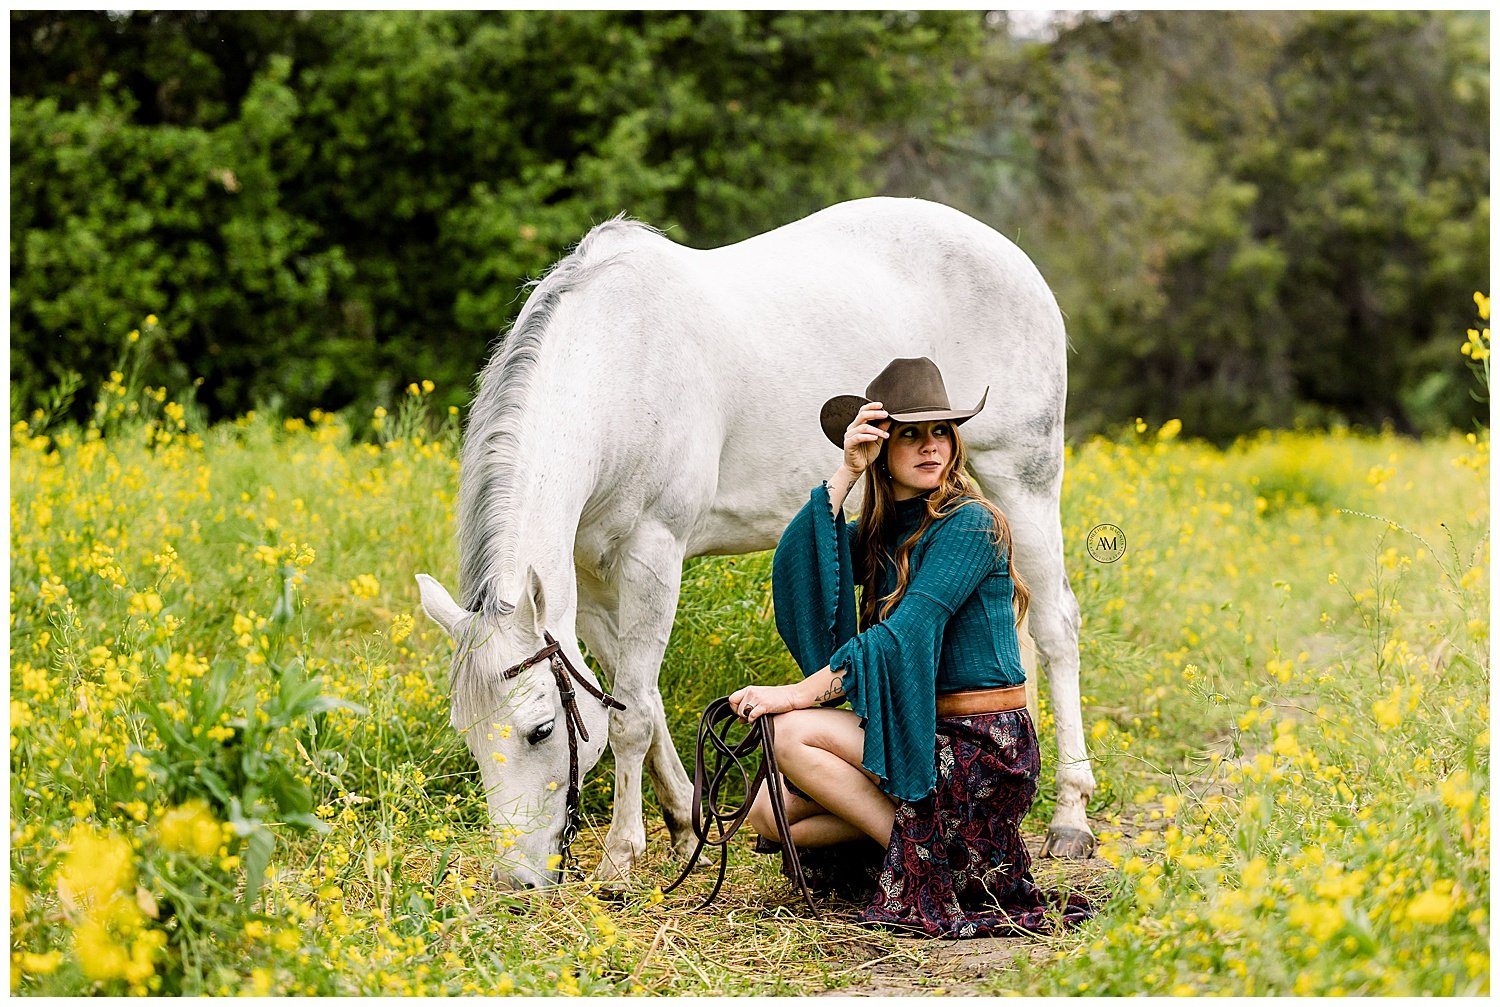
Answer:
843, 402, 890, 475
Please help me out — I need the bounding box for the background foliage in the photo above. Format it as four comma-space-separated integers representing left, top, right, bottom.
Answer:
10, 11, 1490, 438
10, 10, 1489, 439
952, 11, 1491, 440
10, 10, 979, 419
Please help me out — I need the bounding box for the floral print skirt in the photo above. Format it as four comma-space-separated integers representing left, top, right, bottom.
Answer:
758, 708, 1094, 939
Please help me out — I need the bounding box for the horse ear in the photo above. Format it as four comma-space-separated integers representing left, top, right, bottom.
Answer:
416, 573, 466, 638
525, 565, 548, 631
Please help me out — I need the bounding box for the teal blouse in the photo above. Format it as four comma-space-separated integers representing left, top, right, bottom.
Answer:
771, 482, 1026, 802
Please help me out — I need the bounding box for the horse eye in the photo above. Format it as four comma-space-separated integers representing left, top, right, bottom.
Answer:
526, 722, 555, 745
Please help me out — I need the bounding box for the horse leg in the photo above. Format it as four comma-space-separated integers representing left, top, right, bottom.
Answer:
593, 524, 687, 888
1017, 609, 1041, 726
968, 462, 1098, 860
577, 585, 696, 865
577, 564, 697, 869
645, 697, 696, 860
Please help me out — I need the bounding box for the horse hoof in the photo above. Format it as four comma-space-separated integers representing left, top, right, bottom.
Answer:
591, 855, 635, 895
1041, 825, 1098, 860
593, 878, 630, 901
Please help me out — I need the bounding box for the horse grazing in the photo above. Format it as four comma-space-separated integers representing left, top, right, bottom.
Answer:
418, 196, 1097, 890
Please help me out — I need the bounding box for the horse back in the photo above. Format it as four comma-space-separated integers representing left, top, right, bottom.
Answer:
551, 199, 1068, 556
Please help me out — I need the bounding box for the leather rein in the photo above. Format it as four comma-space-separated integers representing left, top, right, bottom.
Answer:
497, 630, 626, 877
662, 697, 818, 917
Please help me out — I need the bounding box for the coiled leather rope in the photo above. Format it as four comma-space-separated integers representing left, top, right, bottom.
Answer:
661, 697, 818, 917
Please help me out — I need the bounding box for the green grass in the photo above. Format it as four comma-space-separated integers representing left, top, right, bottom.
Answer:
9, 372, 1489, 994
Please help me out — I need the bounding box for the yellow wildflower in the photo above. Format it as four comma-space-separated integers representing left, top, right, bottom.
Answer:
57, 825, 134, 905
1440, 769, 1476, 815
251, 967, 273, 995
157, 800, 222, 857
128, 591, 163, 617
74, 916, 131, 981
1407, 885, 1456, 926
15, 950, 62, 975
1372, 686, 1403, 729
1272, 721, 1300, 758
38, 577, 68, 606
349, 574, 381, 599
1287, 896, 1343, 941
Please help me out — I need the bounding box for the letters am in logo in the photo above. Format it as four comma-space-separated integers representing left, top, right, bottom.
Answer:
1086, 523, 1126, 564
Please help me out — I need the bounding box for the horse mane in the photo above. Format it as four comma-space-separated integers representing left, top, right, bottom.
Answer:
456, 213, 663, 614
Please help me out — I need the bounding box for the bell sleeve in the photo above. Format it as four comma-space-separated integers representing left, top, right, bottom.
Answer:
771, 482, 860, 679
827, 501, 1000, 802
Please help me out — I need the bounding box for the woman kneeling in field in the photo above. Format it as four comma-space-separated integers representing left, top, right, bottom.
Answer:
729, 357, 1092, 938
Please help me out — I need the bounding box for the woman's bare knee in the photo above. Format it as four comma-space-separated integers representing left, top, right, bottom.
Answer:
770, 708, 868, 771
768, 708, 820, 759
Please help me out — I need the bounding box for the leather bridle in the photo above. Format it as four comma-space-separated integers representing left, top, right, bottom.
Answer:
496, 630, 626, 878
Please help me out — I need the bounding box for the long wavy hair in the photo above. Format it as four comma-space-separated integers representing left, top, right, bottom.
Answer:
854, 423, 1030, 631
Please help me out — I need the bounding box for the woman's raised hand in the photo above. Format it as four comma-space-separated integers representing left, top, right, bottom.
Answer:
843, 401, 890, 475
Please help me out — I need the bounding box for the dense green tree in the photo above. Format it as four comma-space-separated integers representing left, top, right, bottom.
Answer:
11, 11, 1488, 437
888, 10, 1488, 440
11, 10, 982, 418
11, 55, 348, 412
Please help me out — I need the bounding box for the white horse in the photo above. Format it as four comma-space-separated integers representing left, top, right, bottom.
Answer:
417, 196, 1097, 890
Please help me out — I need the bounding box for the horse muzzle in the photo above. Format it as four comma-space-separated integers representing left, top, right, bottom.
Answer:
490, 860, 558, 891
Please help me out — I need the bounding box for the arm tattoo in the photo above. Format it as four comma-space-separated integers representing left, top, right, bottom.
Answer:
813, 674, 846, 705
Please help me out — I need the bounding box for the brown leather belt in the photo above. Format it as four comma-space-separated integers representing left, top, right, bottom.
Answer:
936, 684, 1027, 717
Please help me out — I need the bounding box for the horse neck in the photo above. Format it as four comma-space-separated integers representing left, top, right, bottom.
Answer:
495, 437, 592, 631
462, 338, 610, 632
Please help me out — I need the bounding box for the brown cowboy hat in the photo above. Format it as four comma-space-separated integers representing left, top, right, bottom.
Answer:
819, 356, 989, 448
